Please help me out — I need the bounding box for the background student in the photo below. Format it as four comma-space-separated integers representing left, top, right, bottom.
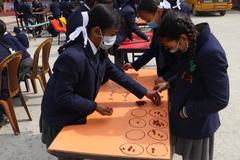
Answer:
0, 20, 32, 81
122, 0, 177, 84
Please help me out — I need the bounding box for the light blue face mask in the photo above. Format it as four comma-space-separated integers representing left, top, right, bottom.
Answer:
147, 21, 160, 29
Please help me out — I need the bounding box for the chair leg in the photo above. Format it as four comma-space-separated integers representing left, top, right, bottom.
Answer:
18, 89, 32, 121
48, 69, 52, 76
24, 79, 30, 92
37, 74, 46, 93
30, 78, 38, 94
0, 99, 20, 135
58, 34, 60, 45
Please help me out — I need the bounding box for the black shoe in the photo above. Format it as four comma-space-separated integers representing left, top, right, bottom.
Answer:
0, 114, 8, 127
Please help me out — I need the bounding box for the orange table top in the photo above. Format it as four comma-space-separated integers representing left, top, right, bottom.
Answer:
48, 69, 171, 160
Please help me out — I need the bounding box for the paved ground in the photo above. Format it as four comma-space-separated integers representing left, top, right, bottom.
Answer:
0, 10, 240, 160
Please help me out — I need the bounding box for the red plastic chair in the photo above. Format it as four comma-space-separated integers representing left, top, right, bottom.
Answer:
50, 19, 66, 45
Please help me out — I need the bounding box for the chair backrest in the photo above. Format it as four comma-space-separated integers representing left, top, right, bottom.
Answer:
0, 52, 22, 98
31, 38, 53, 77
50, 19, 66, 33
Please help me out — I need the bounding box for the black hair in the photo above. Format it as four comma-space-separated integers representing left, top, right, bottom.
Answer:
137, 0, 158, 14
0, 20, 12, 52
58, 4, 120, 54
138, 0, 170, 17
158, 11, 198, 58
87, 4, 120, 33
158, 11, 199, 79
0, 20, 6, 37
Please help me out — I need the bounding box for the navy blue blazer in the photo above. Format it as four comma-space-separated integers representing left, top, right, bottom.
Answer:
41, 42, 147, 129
60, 1, 75, 19
2, 32, 30, 60
0, 43, 11, 99
15, 33, 29, 49
131, 29, 177, 79
170, 23, 229, 139
115, 4, 148, 45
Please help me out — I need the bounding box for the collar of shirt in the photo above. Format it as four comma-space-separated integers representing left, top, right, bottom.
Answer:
4, 32, 8, 36
88, 39, 98, 56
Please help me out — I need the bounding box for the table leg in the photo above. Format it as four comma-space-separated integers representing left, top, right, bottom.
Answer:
114, 51, 124, 68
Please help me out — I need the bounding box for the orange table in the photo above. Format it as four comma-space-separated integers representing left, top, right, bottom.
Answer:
48, 69, 171, 160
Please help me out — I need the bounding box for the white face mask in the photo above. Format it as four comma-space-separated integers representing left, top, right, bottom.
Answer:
169, 41, 189, 53
169, 41, 179, 53
99, 35, 117, 50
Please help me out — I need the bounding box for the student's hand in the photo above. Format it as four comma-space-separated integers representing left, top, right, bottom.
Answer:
96, 104, 113, 116
145, 90, 161, 106
154, 77, 166, 85
122, 63, 133, 71
153, 82, 169, 92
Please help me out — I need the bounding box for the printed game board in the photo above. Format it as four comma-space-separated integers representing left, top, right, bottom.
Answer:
48, 69, 171, 160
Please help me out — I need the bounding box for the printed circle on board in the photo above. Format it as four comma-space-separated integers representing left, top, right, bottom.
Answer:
129, 118, 146, 128
125, 129, 145, 140
149, 118, 168, 129
147, 129, 168, 141
149, 109, 167, 118
146, 143, 168, 157
120, 143, 144, 155
131, 108, 147, 117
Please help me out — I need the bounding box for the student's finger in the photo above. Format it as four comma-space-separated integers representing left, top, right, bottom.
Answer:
153, 85, 160, 91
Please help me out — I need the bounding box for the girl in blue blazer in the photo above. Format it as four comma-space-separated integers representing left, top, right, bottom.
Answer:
155, 11, 229, 160
40, 4, 160, 156
122, 0, 177, 84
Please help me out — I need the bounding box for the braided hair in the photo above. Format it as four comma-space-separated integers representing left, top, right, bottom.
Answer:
158, 11, 199, 82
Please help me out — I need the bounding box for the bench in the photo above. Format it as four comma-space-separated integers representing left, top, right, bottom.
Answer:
27, 21, 50, 39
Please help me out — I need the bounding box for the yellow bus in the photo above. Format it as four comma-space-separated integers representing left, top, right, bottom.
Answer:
185, 0, 233, 16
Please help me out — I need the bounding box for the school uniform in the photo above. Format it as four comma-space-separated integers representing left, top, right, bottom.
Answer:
114, 3, 148, 63
0, 43, 11, 127
60, 1, 75, 20
116, 4, 148, 46
14, 1, 25, 30
40, 40, 147, 147
170, 23, 229, 159
66, 3, 90, 39
0, 43, 11, 99
32, 1, 44, 23
14, 27, 29, 48
2, 32, 32, 80
131, 28, 177, 79
168, 0, 190, 16
50, 2, 61, 19
20, 2, 32, 27
32, 1, 44, 12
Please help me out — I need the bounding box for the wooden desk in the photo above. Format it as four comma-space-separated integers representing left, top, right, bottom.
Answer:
115, 32, 153, 67
48, 69, 171, 160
